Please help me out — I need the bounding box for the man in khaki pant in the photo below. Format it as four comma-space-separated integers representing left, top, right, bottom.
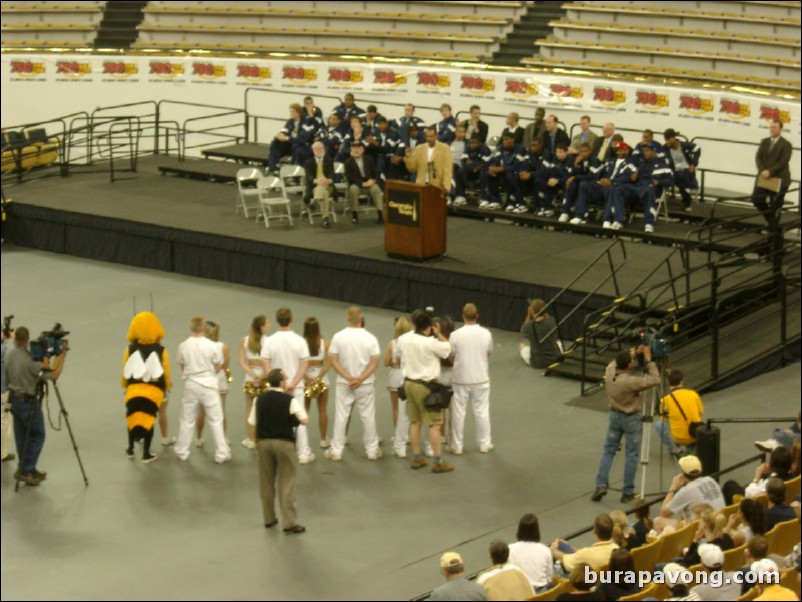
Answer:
302, 141, 336, 229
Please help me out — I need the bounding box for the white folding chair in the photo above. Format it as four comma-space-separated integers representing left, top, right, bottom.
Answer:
257, 175, 293, 228
235, 167, 263, 218
279, 164, 306, 218
654, 189, 670, 221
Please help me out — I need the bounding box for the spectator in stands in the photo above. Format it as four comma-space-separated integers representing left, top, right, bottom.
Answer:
484, 132, 524, 211
318, 113, 345, 160
477, 540, 533, 601
559, 142, 600, 224
550, 514, 619, 574
302, 141, 336, 229
515, 138, 547, 215
765, 477, 797, 530
726, 497, 767, 546
722, 445, 794, 504
656, 368, 703, 458
363, 104, 384, 130
569, 116, 598, 156
591, 122, 616, 164
303, 96, 324, 123
631, 500, 652, 547
555, 563, 604, 602
600, 141, 638, 231
508, 513, 554, 594
661, 563, 699, 601
436, 103, 457, 144
630, 142, 674, 233
751, 120, 793, 225
755, 412, 800, 453
662, 455, 726, 519
519, 299, 561, 371
663, 129, 701, 211
331, 92, 365, 123
500, 112, 524, 147
448, 303, 493, 456
541, 143, 571, 217
682, 508, 734, 567
454, 135, 492, 207
343, 142, 384, 226
592, 345, 659, 503
735, 535, 769, 595
463, 105, 489, 144
597, 549, 641, 601
523, 107, 546, 149
392, 103, 425, 137
540, 114, 570, 159
404, 126, 453, 192
429, 552, 488, 601
749, 558, 797, 601
610, 510, 639, 550
267, 103, 305, 173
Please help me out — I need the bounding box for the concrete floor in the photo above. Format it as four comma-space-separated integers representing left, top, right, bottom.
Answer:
1, 246, 799, 601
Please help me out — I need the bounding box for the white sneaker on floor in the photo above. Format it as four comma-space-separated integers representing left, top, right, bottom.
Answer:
602, 221, 613, 229
161, 436, 177, 446
479, 444, 495, 453
513, 205, 528, 214
754, 438, 780, 453
558, 213, 570, 223
570, 217, 586, 225
488, 202, 501, 210
323, 448, 342, 461
611, 222, 624, 231
367, 449, 383, 461
542, 209, 554, 217
299, 453, 316, 465
449, 446, 463, 456
454, 196, 467, 206
194, 438, 204, 448
505, 205, 515, 212
215, 455, 232, 464
424, 445, 434, 458
393, 449, 407, 459
241, 438, 256, 450
478, 200, 490, 208
644, 224, 654, 233
320, 439, 330, 449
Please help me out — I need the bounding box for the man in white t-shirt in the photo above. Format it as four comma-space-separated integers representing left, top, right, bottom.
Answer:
325, 306, 381, 461
449, 303, 493, 455
175, 315, 231, 463
661, 455, 725, 519
261, 308, 314, 464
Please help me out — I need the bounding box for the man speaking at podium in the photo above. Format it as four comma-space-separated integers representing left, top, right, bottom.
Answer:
404, 126, 453, 192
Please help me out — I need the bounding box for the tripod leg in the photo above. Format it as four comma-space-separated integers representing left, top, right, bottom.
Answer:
52, 383, 89, 486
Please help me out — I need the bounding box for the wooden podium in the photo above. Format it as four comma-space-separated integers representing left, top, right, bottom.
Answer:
384, 180, 446, 261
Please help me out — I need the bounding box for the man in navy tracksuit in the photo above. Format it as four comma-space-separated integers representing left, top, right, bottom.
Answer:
436, 104, 457, 145
483, 133, 525, 211
267, 103, 305, 173
629, 144, 674, 233
559, 143, 601, 224
454, 135, 492, 206
365, 117, 400, 186
540, 143, 572, 217
515, 139, 548, 214
662, 128, 700, 210
599, 142, 638, 230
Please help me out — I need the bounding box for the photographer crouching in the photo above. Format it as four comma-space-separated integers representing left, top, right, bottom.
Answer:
5, 326, 68, 486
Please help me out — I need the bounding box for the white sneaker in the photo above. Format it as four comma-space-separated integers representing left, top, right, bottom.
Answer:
755, 438, 780, 453
488, 202, 501, 210
513, 205, 528, 214
194, 438, 204, 448
644, 224, 654, 233
449, 446, 463, 456
602, 221, 613, 229
478, 200, 490, 208
558, 213, 570, 223
454, 196, 467, 206
446, 198, 453, 206
611, 222, 624, 231
161, 436, 177, 446
569, 217, 585, 225
536, 208, 545, 217
393, 449, 407, 459
479, 444, 495, 453
299, 453, 316, 464
214, 455, 232, 464
505, 205, 515, 212
323, 448, 342, 461
542, 209, 554, 217
424, 444, 434, 458
320, 439, 330, 449
367, 449, 383, 461
241, 438, 256, 450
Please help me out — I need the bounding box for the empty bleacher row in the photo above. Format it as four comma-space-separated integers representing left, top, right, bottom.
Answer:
1, 128, 59, 173
0, 1, 104, 47
524, 1, 801, 91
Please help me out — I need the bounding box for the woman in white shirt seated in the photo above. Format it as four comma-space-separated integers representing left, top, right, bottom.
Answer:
508, 513, 554, 594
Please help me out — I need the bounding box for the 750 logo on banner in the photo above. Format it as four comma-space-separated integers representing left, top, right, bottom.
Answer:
679, 95, 714, 115
549, 83, 583, 99
192, 62, 226, 80
505, 78, 537, 98
593, 86, 626, 106
328, 67, 363, 86
460, 75, 495, 94
759, 105, 790, 124
10, 60, 46, 77
56, 61, 91, 77
282, 66, 317, 84
417, 72, 450, 90
103, 62, 138, 78
635, 90, 668, 110
374, 70, 407, 88
149, 61, 184, 78
720, 99, 751, 119
237, 64, 271, 82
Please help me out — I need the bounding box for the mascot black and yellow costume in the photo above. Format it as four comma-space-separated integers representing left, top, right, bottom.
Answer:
122, 312, 171, 463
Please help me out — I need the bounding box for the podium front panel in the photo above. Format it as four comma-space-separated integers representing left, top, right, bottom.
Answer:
384, 181, 446, 260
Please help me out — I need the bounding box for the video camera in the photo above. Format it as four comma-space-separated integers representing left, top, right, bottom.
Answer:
30, 322, 69, 362
632, 326, 671, 359
2, 314, 13, 339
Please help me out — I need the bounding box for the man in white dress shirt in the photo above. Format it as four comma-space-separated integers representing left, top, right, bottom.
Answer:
261, 308, 314, 464
325, 306, 382, 461
449, 303, 493, 455
175, 315, 231, 463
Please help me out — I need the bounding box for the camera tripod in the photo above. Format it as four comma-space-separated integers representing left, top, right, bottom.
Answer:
637, 357, 675, 500
14, 375, 88, 491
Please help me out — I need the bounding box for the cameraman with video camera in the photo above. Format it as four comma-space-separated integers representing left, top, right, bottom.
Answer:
591, 343, 659, 503
5, 326, 68, 486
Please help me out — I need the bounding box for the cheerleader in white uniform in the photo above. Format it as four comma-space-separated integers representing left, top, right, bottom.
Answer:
303, 317, 331, 448
386, 316, 412, 458
238, 315, 270, 449
195, 320, 231, 447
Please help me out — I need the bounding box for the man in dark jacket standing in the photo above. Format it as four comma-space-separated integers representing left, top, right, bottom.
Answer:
752, 120, 793, 223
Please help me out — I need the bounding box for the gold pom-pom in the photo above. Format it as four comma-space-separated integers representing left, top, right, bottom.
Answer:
243, 380, 267, 397
304, 377, 328, 398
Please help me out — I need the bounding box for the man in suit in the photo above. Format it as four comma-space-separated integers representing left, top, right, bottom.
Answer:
539, 114, 570, 158
591, 122, 616, 164
344, 142, 384, 225
569, 115, 598, 155
303, 141, 336, 229
404, 126, 453, 192
522, 107, 546, 149
462, 105, 489, 144
752, 120, 792, 223
249, 368, 309, 534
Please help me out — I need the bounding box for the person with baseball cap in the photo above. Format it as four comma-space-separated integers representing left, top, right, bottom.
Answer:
429, 551, 488, 601
691, 543, 741, 600
750, 558, 796, 601
662, 128, 701, 211
661, 455, 725, 519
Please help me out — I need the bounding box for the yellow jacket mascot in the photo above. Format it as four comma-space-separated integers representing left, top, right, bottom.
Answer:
122, 312, 171, 463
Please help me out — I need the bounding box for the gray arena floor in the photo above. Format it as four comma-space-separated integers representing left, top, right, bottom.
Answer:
1, 246, 799, 601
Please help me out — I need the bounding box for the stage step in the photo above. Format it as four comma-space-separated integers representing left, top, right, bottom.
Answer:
156, 157, 242, 182
201, 142, 270, 166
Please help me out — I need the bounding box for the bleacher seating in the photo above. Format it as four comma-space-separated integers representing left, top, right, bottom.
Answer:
131, 1, 527, 61
526, 1, 801, 91
0, 1, 104, 47
1, 129, 59, 173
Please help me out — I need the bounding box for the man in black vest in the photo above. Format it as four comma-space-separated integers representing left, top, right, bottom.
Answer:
248, 369, 309, 534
